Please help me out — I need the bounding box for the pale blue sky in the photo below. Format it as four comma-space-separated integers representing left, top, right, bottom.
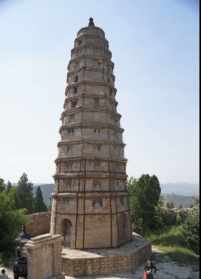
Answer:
0, 0, 199, 184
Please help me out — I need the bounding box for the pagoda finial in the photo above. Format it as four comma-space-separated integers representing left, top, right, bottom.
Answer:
88, 17, 95, 26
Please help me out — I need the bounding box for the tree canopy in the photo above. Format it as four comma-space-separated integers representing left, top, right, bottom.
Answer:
0, 179, 26, 263
15, 173, 34, 214
34, 186, 47, 212
128, 174, 161, 233
182, 201, 200, 254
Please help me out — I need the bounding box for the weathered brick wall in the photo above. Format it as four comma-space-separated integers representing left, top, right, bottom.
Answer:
62, 240, 152, 276
25, 211, 51, 237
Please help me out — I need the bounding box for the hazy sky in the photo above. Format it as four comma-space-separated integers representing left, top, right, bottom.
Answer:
0, 0, 199, 184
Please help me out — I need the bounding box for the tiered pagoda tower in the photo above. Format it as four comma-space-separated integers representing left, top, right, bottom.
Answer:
50, 18, 132, 249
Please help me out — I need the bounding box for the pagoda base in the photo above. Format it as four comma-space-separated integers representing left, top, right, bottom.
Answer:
61, 233, 151, 277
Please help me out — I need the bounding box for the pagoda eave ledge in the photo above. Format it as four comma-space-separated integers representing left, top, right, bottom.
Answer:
68, 59, 114, 71
66, 79, 115, 88
64, 92, 118, 105
57, 140, 125, 147
61, 107, 119, 117
67, 65, 114, 76
67, 66, 114, 78
61, 107, 121, 119
63, 104, 118, 114
52, 192, 129, 198
71, 44, 108, 54
59, 124, 124, 133
53, 173, 127, 179
55, 157, 127, 163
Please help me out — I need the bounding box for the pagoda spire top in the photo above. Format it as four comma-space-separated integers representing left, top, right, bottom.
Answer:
88, 17, 95, 26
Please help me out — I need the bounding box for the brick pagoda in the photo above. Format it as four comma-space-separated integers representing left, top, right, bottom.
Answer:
25, 19, 151, 279
50, 18, 132, 249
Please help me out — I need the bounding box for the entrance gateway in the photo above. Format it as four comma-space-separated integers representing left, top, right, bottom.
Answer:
25, 18, 152, 279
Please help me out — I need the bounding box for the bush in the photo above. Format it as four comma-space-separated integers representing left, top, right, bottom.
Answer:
182, 203, 199, 254
0, 179, 27, 264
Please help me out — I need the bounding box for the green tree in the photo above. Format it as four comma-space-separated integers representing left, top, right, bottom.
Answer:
16, 173, 34, 214
182, 201, 200, 254
128, 174, 161, 234
0, 178, 5, 192
6, 181, 12, 192
34, 187, 47, 212
0, 180, 26, 263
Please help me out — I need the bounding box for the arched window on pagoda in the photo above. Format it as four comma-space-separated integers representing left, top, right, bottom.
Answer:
92, 198, 103, 209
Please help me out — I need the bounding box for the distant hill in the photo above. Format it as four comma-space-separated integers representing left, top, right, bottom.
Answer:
34, 182, 199, 207
160, 183, 199, 196
162, 193, 197, 208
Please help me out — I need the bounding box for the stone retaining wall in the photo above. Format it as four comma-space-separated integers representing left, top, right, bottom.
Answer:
62, 239, 151, 276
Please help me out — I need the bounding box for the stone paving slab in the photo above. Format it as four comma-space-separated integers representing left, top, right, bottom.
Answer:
62, 235, 149, 259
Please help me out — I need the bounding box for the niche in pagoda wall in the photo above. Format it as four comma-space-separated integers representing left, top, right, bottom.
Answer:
59, 178, 80, 192
75, 38, 82, 48
92, 178, 110, 192
110, 162, 125, 173
85, 160, 93, 170
59, 144, 82, 157
63, 113, 77, 125
84, 36, 104, 46
110, 145, 124, 159
71, 60, 79, 72
83, 111, 106, 123
92, 198, 103, 209
63, 113, 76, 125
119, 196, 125, 207
85, 70, 103, 82
83, 97, 96, 108
57, 197, 74, 214
110, 179, 125, 192
93, 160, 102, 170
67, 72, 79, 83
109, 129, 122, 142
61, 127, 81, 140
70, 99, 78, 109
62, 161, 80, 172
93, 179, 102, 190
61, 161, 73, 172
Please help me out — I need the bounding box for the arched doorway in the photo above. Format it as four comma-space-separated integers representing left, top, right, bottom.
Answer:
62, 219, 72, 247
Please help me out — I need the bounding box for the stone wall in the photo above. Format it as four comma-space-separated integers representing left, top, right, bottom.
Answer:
25, 212, 51, 237
25, 234, 64, 279
62, 237, 152, 276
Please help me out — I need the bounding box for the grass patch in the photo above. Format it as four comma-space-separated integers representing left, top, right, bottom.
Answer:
146, 226, 199, 266
147, 226, 186, 246
152, 245, 199, 266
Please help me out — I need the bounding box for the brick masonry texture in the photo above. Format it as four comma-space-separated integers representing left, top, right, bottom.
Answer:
61, 234, 152, 276
25, 211, 51, 237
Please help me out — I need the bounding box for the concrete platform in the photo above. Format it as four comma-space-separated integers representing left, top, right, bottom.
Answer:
61, 233, 151, 277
